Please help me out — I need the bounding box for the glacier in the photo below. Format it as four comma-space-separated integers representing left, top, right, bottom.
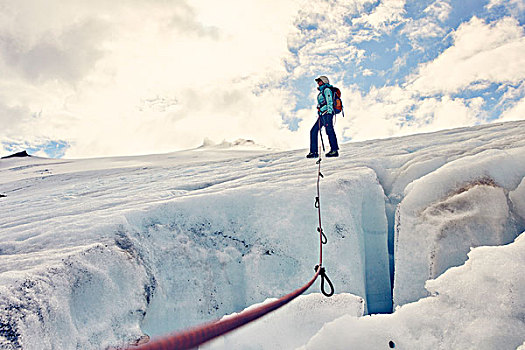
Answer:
1, 121, 524, 349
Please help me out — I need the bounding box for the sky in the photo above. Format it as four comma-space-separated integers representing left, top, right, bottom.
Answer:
0, 0, 524, 158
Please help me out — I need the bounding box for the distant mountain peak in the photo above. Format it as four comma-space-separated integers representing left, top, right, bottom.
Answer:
1, 150, 31, 159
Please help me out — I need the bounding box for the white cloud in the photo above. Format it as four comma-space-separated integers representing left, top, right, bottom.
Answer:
351, 0, 406, 41
496, 82, 525, 122
0, 18, 109, 84
497, 82, 525, 108
486, 0, 525, 14
401, 1, 452, 43
392, 54, 408, 74
320, 83, 483, 143
1, 1, 523, 158
0, 0, 306, 158
402, 20, 447, 42
408, 17, 525, 94
0, 145, 8, 157
63, 82, 299, 157
286, 0, 372, 78
413, 96, 483, 131
498, 97, 525, 122
425, 0, 452, 22
338, 86, 414, 140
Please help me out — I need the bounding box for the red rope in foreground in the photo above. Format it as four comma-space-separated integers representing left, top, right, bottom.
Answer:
127, 127, 334, 350
132, 270, 320, 350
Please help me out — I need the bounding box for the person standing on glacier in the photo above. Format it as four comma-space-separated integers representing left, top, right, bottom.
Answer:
306, 75, 339, 158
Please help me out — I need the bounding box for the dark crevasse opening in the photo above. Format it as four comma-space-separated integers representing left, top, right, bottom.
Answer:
360, 185, 394, 314
365, 166, 399, 315
385, 198, 399, 299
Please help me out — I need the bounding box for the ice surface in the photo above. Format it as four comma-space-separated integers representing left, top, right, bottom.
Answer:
1, 121, 525, 349
201, 293, 364, 350
112, 168, 388, 337
300, 232, 525, 350
394, 147, 525, 306
0, 245, 148, 349
510, 177, 525, 222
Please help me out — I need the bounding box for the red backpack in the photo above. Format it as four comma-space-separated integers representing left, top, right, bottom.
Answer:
330, 87, 343, 115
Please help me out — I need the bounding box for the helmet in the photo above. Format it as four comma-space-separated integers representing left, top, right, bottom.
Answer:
315, 76, 329, 84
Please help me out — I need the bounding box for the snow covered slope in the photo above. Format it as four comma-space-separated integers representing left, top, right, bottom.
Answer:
299, 232, 525, 350
206, 233, 525, 350
1, 121, 524, 349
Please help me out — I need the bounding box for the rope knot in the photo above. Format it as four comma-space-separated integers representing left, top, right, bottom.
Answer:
314, 265, 335, 297
317, 227, 327, 244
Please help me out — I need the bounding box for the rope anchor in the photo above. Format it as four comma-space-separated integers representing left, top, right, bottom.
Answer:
315, 265, 334, 297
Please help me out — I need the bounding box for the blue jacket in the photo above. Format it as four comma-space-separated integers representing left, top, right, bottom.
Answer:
317, 83, 334, 115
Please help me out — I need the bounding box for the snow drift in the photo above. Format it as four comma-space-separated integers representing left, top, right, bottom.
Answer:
207, 232, 525, 350
1, 121, 525, 349
394, 147, 525, 306
300, 232, 525, 350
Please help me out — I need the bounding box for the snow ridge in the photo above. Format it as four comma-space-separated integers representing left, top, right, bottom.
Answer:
1, 121, 525, 349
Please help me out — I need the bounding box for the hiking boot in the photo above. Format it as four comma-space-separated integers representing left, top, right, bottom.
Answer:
306, 152, 319, 158
326, 150, 339, 157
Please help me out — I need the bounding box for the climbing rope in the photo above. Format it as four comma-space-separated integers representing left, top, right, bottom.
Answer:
315, 115, 333, 297
129, 117, 334, 350
133, 270, 321, 350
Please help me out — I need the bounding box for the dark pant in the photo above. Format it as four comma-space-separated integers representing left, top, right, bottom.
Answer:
310, 114, 339, 153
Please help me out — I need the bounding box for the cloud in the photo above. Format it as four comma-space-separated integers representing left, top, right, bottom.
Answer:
62, 82, 298, 158
0, 0, 305, 158
351, 0, 406, 41
285, 0, 385, 85
0, 1, 114, 85
486, 0, 525, 15
0, 144, 8, 157
168, 2, 220, 39
496, 82, 525, 122
337, 85, 415, 140
401, 0, 451, 44
0, 101, 33, 134
413, 96, 483, 131
0, 97, 72, 155
1, 0, 523, 159
498, 97, 525, 122
285, 0, 411, 94
303, 81, 483, 144
1, 20, 109, 85
425, 0, 453, 22
402, 20, 446, 42
408, 17, 525, 95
